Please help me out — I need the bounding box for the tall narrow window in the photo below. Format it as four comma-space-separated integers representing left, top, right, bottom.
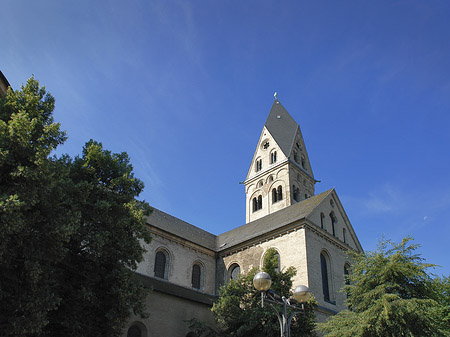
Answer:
229, 264, 241, 281
271, 151, 277, 164
320, 213, 325, 230
321, 253, 331, 302
257, 195, 262, 210
253, 198, 257, 212
277, 186, 283, 201
301, 155, 306, 169
154, 251, 167, 279
343, 228, 347, 243
255, 159, 262, 172
330, 213, 336, 237
272, 188, 277, 203
192, 264, 201, 289
293, 151, 299, 163
293, 185, 300, 202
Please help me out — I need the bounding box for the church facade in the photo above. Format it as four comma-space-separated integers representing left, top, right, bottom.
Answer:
123, 98, 363, 337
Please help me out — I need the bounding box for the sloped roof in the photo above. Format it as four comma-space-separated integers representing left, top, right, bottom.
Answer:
216, 189, 334, 250
146, 208, 217, 251
264, 99, 299, 157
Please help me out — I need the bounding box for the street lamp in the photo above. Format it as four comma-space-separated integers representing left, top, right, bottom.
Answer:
253, 272, 312, 337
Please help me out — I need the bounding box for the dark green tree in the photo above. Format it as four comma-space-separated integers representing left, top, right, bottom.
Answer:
211, 248, 317, 336
0, 77, 151, 337
319, 237, 449, 337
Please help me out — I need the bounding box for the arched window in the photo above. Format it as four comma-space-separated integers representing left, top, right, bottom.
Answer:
343, 228, 347, 244
154, 250, 168, 279
229, 263, 241, 281
192, 264, 202, 290
293, 185, 300, 202
258, 180, 263, 188
270, 150, 277, 164
272, 188, 277, 203
127, 326, 142, 337
255, 158, 262, 172
253, 195, 263, 212
330, 213, 337, 237
127, 322, 147, 337
293, 150, 299, 163
320, 213, 325, 230
320, 252, 331, 303
277, 186, 282, 201
301, 155, 306, 169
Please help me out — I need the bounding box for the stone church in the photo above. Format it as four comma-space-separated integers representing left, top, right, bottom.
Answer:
124, 97, 363, 337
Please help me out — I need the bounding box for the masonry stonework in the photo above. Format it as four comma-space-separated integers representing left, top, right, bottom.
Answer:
123, 99, 363, 337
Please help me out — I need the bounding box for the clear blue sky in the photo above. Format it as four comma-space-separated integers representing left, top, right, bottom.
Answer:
3, 0, 450, 276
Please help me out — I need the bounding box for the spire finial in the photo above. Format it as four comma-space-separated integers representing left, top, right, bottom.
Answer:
274, 91, 278, 100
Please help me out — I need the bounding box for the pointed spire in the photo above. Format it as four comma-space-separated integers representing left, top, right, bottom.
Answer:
264, 100, 299, 157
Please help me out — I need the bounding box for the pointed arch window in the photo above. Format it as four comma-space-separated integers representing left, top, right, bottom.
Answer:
154, 250, 168, 279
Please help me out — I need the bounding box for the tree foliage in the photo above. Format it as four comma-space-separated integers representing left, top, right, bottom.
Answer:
210, 248, 317, 336
319, 237, 450, 337
0, 77, 151, 336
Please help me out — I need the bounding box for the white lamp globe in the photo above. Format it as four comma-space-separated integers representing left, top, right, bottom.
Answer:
253, 272, 272, 292
293, 285, 311, 303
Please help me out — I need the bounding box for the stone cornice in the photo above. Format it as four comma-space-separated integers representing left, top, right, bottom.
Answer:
149, 225, 216, 258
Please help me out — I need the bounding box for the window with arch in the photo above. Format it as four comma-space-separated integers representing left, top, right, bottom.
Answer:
263, 248, 281, 273
293, 185, 300, 202
154, 250, 169, 279
127, 322, 147, 337
267, 175, 274, 183
192, 262, 204, 290
343, 228, 347, 244
252, 195, 262, 212
301, 155, 306, 169
127, 326, 142, 337
270, 150, 277, 164
257, 180, 264, 188
293, 150, 299, 163
320, 212, 326, 230
255, 158, 262, 172
228, 263, 241, 281
272, 185, 283, 203
330, 212, 337, 237
320, 252, 333, 303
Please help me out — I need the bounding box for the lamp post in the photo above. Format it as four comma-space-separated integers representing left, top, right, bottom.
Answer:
253, 272, 312, 337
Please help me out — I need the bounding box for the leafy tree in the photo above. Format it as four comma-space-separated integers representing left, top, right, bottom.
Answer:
319, 237, 449, 337
210, 248, 317, 336
0, 77, 151, 337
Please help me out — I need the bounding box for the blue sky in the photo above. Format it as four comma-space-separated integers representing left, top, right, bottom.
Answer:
3, 0, 450, 276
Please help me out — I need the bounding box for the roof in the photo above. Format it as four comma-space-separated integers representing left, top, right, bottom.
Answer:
216, 188, 334, 250
264, 99, 300, 157
146, 208, 217, 251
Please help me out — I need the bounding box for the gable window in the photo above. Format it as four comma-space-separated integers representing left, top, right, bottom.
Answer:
255, 159, 262, 172
320, 213, 326, 230
343, 228, 347, 244
293, 150, 299, 163
154, 250, 168, 279
192, 264, 202, 290
330, 213, 337, 237
270, 151, 277, 164
301, 155, 306, 169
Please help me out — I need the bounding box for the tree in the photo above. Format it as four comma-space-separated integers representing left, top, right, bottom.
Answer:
210, 248, 317, 336
318, 237, 449, 337
0, 77, 151, 336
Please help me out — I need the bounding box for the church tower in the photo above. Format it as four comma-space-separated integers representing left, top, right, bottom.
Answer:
244, 97, 316, 223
